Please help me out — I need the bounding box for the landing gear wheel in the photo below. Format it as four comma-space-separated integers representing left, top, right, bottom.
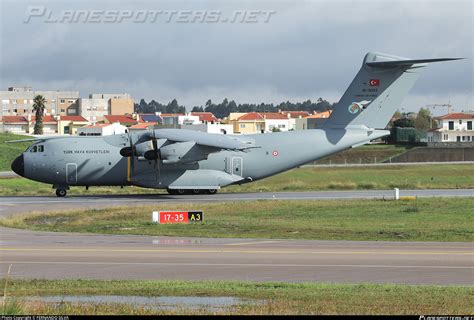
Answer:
192, 189, 201, 194
207, 189, 217, 194
56, 188, 67, 197
177, 189, 186, 195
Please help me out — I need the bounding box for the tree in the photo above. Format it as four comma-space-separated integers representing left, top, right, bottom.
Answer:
392, 117, 415, 128
32, 95, 46, 135
191, 106, 204, 112
135, 97, 337, 118
415, 107, 432, 130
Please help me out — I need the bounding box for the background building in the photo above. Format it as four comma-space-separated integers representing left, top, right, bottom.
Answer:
77, 122, 128, 136
263, 113, 291, 132
281, 111, 311, 131
80, 93, 134, 123
0, 86, 79, 117
295, 110, 332, 130
104, 114, 138, 127
185, 123, 234, 134
78, 98, 109, 124
1, 115, 57, 134
56, 115, 89, 135
161, 113, 200, 127
428, 113, 474, 143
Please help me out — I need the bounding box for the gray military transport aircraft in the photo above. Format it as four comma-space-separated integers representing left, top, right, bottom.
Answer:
10, 52, 461, 197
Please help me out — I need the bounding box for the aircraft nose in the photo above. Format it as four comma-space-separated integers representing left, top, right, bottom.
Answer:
11, 154, 24, 177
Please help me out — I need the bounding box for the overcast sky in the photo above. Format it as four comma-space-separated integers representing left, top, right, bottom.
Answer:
0, 0, 472, 114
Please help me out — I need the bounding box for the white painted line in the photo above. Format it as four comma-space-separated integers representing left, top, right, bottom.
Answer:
225, 240, 281, 246
1, 261, 472, 269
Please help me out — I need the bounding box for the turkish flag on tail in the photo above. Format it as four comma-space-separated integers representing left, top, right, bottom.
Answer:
369, 79, 380, 86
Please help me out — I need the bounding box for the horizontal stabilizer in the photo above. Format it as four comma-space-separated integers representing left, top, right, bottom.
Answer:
366, 57, 463, 68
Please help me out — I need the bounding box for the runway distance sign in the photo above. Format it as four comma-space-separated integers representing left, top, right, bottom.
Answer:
154, 211, 203, 224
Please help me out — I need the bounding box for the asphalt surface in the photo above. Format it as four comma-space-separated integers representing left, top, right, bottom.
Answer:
0, 227, 472, 284
0, 189, 472, 284
1, 189, 473, 217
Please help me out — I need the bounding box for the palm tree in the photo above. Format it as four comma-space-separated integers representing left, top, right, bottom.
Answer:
32, 95, 46, 135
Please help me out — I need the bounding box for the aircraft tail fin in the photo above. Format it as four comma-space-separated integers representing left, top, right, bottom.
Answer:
323, 52, 462, 129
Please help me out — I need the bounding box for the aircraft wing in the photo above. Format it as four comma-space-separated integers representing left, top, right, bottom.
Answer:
5, 135, 64, 144
146, 129, 259, 150
127, 129, 260, 164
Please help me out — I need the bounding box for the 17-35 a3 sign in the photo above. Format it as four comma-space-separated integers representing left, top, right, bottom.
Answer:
157, 211, 203, 224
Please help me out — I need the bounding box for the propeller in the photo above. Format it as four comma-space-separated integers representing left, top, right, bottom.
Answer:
126, 131, 135, 183
151, 129, 160, 182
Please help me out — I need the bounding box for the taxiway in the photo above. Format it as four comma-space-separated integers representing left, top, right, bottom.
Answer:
0, 227, 472, 284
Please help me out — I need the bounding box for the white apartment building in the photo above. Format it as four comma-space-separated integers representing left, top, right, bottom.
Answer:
77, 122, 128, 136
184, 123, 234, 134
427, 112, 474, 142
263, 113, 291, 132
79, 93, 134, 123
78, 98, 109, 123
0, 86, 79, 116
161, 113, 200, 127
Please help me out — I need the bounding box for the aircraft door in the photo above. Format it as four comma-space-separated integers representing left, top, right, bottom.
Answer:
66, 163, 77, 184
232, 157, 243, 176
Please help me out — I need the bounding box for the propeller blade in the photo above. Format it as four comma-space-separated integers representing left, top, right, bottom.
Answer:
129, 131, 135, 180
152, 129, 160, 182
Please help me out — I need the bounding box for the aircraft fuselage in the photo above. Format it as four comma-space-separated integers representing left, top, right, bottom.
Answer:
11, 127, 387, 193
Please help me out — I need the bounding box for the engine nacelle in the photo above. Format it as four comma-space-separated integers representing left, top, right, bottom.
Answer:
120, 141, 158, 160
159, 141, 206, 164
135, 141, 158, 160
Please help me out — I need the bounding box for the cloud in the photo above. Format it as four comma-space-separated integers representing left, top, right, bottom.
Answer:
1, 0, 472, 114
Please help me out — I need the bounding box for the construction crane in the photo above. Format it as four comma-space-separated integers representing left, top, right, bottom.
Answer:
424, 103, 452, 129
425, 103, 453, 114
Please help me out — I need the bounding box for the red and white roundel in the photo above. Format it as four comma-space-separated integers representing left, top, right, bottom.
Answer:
272, 150, 279, 157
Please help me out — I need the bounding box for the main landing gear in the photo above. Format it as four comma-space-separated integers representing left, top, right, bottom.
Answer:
167, 188, 218, 195
55, 188, 67, 197
53, 185, 70, 197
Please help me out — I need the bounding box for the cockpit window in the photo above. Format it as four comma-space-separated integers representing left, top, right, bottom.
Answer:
29, 145, 44, 153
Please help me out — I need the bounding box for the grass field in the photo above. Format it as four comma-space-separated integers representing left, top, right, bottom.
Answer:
2, 198, 472, 242
2, 279, 472, 315
229, 163, 474, 192
0, 133, 31, 171
1, 163, 474, 196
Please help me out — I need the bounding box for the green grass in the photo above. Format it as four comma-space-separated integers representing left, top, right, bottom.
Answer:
0, 133, 31, 171
1, 279, 472, 315
1, 163, 474, 196
229, 163, 474, 192
2, 198, 472, 242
